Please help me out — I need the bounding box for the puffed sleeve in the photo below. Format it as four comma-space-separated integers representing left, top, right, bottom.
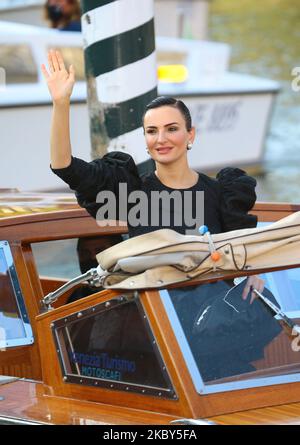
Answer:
51, 151, 141, 219
216, 167, 257, 232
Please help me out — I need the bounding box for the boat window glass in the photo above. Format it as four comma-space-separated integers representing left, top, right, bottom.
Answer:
32, 235, 126, 306
48, 46, 85, 80
156, 50, 186, 67
161, 268, 300, 394
47, 47, 188, 82
52, 293, 176, 399
0, 44, 38, 84
32, 238, 81, 280
32, 235, 125, 280
0, 241, 33, 348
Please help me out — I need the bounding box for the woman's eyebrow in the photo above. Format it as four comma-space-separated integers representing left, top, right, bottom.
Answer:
146, 122, 179, 129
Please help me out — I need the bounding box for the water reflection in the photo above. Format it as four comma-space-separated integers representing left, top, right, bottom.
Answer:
210, 0, 300, 202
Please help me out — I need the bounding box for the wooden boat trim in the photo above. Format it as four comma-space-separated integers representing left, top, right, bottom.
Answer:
0, 380, 179, 425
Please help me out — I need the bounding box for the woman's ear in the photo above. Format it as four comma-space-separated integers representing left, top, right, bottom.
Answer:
189, 126, 196, 144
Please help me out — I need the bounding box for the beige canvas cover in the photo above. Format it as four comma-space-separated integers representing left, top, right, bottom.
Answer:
96, 211, 300, 290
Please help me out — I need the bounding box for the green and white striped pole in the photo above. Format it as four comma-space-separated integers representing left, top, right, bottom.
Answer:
80, 0, 157, 168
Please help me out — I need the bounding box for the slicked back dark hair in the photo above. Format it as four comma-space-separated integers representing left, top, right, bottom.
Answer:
142, 96, 192, 131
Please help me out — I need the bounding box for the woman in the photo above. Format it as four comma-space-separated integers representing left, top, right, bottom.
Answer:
44, 0, 81, 32
41, 50, 264, 302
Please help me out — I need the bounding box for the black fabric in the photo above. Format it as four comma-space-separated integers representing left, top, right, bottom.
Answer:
67, 285, 100, 304
52, 152, 140, 224
216, 167, 257, 231
51, 152, 257, 238
169, 280, 282, 382
132, 171, 222, 237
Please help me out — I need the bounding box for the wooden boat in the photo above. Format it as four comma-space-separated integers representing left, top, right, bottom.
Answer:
1, 200, 300, 425
0, 189, 78, 218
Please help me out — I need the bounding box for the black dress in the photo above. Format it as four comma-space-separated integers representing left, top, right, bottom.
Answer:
51, 151, 257, 237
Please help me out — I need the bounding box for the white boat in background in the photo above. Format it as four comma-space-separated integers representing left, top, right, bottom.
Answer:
0, 21, 280, 191
0, 0, 211, 40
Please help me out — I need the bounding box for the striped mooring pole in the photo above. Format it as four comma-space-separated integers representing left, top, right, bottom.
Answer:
80, 0, 158, 170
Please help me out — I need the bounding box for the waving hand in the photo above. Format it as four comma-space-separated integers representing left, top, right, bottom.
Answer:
41, 50, 75, 104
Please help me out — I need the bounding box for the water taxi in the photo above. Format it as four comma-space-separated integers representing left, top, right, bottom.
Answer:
1, 198, 300, 425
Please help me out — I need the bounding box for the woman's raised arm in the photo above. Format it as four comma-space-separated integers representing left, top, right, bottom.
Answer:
41, 50, 75, 169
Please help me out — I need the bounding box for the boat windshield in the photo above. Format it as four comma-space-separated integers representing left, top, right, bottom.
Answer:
0, 44, 38, 84
0, 241, 33, 348
161, 267, 300, 394
52, 292, 176, 399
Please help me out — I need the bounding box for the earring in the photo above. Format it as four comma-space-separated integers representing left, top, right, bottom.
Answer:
146, 147, 149, 153
187, 142, 192, 150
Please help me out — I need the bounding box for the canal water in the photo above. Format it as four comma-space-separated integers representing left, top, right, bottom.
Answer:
209, 0, 300, 202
